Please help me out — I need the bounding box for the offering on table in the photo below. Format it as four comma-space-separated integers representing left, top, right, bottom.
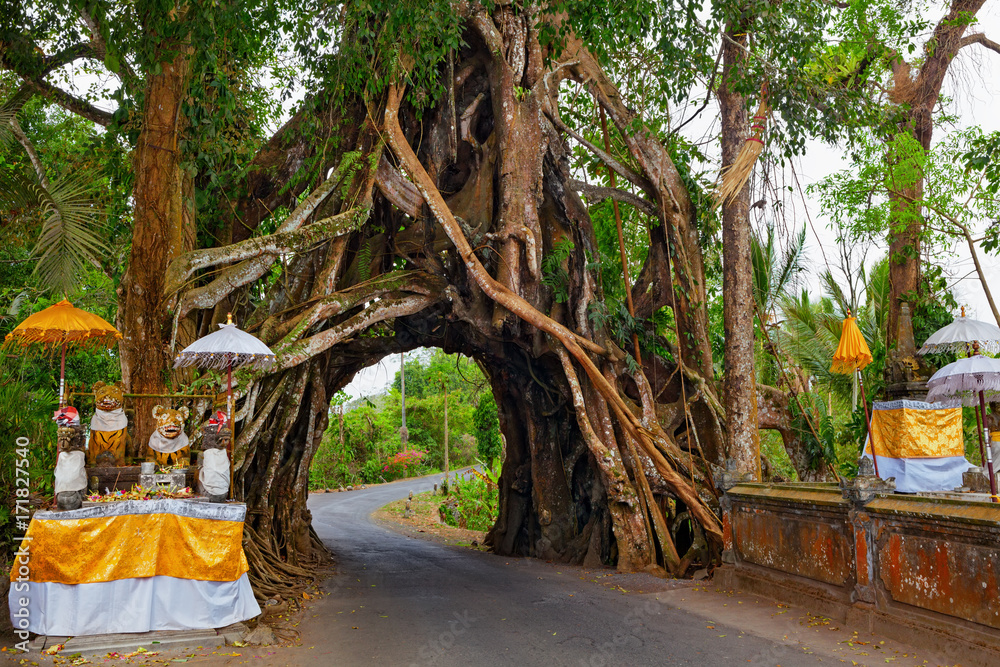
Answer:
54, 423, 87, 510
86, 483, 194, 502
198, 418, 231, 503
147, 405, 191, 467
87, 381, 130, 466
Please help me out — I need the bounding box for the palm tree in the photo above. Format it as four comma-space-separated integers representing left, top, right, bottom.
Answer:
0, 101, 106, 294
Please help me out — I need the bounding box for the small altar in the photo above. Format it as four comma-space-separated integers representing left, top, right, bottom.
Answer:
9, 498, 260, 636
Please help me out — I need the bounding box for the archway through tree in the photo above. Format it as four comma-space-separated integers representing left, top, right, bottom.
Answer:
155, 8, 738, 595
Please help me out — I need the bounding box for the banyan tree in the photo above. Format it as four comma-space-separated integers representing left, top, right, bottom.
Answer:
209, 4, 729, 586
3, 0, 867, 594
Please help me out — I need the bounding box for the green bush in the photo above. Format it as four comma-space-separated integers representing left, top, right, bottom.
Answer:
0, 358, 58, 564
473, 395, 502, 465
440, 464, 499, 532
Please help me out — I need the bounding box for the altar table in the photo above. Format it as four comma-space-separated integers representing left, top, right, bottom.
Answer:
8, 499, 261, 635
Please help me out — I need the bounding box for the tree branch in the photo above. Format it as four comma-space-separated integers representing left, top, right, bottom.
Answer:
274, 291, 441, 370
0, 40, 112, 126
77, 5, 139, 84
260, 270, 442, 345
545, 109, 654, 197
568, 179, 656, 216
22, 77, 113, 126
9, 117, 49, 189
166, 207, 364, 299
168, 155, 361, 314
960, 32, 1000, 56
375, 154, 423, 217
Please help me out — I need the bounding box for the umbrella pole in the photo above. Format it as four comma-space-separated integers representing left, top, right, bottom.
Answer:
974, 406, 988, 473
59, 342, 67, 407
858, 373, 879, 478
978, 391, 997, 501
228, 363, 235, 501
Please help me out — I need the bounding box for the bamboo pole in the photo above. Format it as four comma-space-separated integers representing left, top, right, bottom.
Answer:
59, 342, 67, 407
975, 407, 988, 474
858, 372, 879, 478
978, 391, 997, 501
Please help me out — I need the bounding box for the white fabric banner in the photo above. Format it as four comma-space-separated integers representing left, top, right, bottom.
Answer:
862, 451, 973, 493
54, 451, 87, 494
9, 573, 261, 635
200, 449, 230, 496
148, 430, 190, 454
90, 407, 128, 431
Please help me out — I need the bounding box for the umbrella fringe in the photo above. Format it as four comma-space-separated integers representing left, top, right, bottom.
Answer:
919, 341, 1000, 355
174, 352, 275, 371
2, 332, 120, 354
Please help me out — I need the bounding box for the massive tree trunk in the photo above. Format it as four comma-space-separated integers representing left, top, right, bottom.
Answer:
718, 24, 760, 478
119, 31, 192, 450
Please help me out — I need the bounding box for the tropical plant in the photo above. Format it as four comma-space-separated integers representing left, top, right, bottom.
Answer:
0, 99, 107, 295
751, 223, 807, 326
440, 466, 499, 532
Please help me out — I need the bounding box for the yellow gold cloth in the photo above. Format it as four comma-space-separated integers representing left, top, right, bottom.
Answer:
866, 406, 963, 459
831, 316, 873, 373
10, 512, 248, 585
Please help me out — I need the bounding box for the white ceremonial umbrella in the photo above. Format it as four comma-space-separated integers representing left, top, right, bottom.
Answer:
174, 314, 275, 424
918, 308, 1000, 356
926, 353, 1000, 500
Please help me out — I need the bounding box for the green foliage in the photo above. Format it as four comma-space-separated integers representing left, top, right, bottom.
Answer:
0, 356, 58, 564
440, 465, 499, 532
472, 395, 502, 465
541, 238, 575, 304
962, 130, 1000, 252
292, 0, 464, 117
0, 92, 111, 295
752, 222, 807, 323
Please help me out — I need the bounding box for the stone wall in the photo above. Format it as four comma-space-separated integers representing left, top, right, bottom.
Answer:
715, 478, 1000, 666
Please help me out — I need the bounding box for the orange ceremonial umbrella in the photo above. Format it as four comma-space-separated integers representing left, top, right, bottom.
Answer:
830, 312, 879, 476
3, 299, 122, 406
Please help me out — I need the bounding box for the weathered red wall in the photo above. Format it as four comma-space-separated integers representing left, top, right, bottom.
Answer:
717, 482, 1000, 667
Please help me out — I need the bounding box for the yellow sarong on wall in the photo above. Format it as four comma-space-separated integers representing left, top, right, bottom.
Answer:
867, 402, 963, 459
863, 400, 972, 493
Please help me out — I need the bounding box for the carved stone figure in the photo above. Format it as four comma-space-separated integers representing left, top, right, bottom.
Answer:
885, 303, 930, 385
55, 425, 87, 510
147, 405, 191, 467
198, 422, 231, 503
87, 381, 130, 466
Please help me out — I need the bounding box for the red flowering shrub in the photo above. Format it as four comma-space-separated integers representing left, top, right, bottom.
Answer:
381, 449, 427, 481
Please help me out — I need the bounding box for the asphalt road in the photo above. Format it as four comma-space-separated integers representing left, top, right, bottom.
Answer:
303, 471, 839, 667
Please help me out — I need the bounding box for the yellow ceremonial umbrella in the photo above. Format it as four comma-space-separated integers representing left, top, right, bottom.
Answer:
3, 299, 122, 406
830, 312, 879, 476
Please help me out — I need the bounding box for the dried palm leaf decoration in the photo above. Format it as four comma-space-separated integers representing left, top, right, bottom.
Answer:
715, 81, 769, 209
